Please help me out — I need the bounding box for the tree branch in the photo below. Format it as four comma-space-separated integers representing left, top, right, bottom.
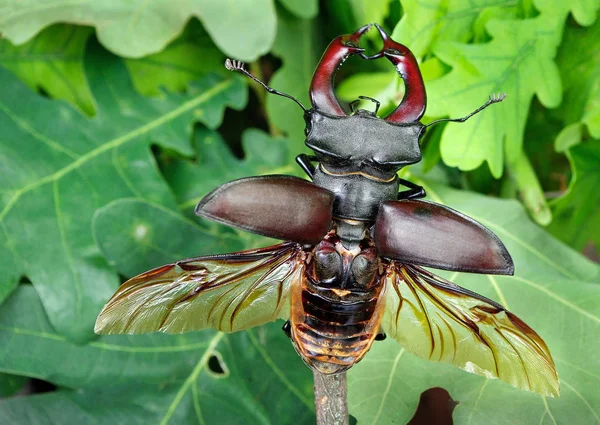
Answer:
313, 371, 349, 425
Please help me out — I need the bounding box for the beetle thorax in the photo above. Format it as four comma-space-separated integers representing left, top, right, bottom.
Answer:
305, 110, 424, 173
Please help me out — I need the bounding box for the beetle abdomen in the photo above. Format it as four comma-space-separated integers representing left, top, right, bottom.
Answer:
290, 279, 385, 374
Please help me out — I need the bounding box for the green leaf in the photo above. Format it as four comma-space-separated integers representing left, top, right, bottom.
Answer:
326, 0, 391, 30
0, 286, 315, 424
0, 24, 94, 115
0, 1, 277, 61
394, 0, 520, 57
507, 152, 552, 225
0, 374, 26, 397
426, 13, 563, 177
555, 17, 600, 139
266, 9, 321, 159
0, 43, 246, 342
162, 127, 294, 213
554, 122, 583, 153
277, 0, 319, 19
92, 199, 243, 278
548, 141, 600, 251
125, 20, 227, 97
348, 182, 600, 424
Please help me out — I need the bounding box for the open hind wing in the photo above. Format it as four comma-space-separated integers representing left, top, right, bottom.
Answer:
95, 242, 306, 334
381, 263, 559, 396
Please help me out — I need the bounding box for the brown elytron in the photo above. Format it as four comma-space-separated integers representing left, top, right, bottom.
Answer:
95, 24, 559, 397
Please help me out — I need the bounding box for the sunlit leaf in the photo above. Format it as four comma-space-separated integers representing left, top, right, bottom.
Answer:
425, 14, 563, 177
394, 0, 520, 57
0, 0, 277, 61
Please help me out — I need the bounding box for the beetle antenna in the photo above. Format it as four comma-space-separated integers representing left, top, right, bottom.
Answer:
225, 59, 307, 112
425, 93, 506, 128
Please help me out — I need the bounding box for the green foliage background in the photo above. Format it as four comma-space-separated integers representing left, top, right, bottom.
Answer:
0, 0, 598, 424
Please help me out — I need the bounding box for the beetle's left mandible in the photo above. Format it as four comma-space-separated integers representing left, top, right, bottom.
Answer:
309, 24, 371, 116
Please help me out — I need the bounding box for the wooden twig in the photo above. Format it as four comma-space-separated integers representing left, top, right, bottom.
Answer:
313, 371, 349, 425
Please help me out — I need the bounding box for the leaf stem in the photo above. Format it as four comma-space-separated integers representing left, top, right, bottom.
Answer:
506, 153, 552, 226
313, 371, 349, 425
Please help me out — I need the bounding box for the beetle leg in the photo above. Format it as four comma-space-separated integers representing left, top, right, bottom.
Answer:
375, 333, 387, 341
296, 154, 318, 179
310, 24, 371, 115
282, 320, 292, 339
397, 178, 426, 200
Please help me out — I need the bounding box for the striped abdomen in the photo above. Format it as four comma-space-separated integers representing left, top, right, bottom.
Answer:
290, 233, 385, 374
291, 282, 384, 374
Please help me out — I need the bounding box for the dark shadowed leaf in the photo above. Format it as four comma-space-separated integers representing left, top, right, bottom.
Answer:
548, 142, 600, 251
266, 9, 321, 159
554, 18, 600, 138
0, 374, 26, 397
407, 387, 457, 425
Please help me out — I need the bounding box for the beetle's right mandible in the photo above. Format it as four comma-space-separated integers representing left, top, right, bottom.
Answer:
370, 24, 427, 123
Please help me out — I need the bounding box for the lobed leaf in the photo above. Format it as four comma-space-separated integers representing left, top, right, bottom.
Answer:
0, 24, 94, 115
0, 44, 246, 342
162, 128, 293, 215
125, 20, 228, 97
0, 0, 277, 61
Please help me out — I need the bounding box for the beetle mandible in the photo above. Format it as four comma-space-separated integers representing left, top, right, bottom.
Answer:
96, 24, 558, 396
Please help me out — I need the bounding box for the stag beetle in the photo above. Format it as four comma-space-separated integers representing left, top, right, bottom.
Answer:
96, 24, 558, 397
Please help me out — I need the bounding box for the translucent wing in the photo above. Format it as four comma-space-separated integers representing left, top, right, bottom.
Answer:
95, 242, 306, 335
382, 263, 559, 396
